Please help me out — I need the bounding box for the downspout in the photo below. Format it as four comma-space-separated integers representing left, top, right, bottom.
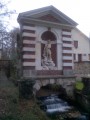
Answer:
88, 33, 90, 77
89, 33, 90, 57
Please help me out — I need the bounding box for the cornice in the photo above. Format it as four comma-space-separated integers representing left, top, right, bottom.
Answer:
18, 5, 78, 26
18, 16, 75, 29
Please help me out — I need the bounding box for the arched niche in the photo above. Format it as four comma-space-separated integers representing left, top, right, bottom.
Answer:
41, 31, 57, 41
41, 31, 57, 66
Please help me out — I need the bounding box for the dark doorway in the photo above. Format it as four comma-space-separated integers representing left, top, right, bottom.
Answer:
78, 54, 82, 62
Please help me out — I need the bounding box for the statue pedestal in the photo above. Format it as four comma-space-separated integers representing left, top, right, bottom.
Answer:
42, 58, 56, 70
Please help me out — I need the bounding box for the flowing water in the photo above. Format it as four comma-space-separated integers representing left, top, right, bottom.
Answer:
38, 94, 89, 120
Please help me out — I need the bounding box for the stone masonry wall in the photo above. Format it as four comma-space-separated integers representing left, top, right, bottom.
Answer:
74, 62, 90, 76
33, 77, 76, 98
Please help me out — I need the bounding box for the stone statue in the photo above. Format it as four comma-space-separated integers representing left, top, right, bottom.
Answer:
42, 40, 55, 70
43, 40, 52, 61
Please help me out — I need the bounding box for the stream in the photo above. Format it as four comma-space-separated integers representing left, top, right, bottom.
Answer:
38, 94, 90, 120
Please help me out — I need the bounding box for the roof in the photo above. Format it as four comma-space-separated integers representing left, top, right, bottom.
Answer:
18, 5, 78, 27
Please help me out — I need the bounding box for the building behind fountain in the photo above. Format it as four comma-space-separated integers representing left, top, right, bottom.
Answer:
17, 6, 90, 96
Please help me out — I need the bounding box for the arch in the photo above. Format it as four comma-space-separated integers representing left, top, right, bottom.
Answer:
41, 31, 57, 41
37, 29, 59, 42
51, 29, 60, 41
33, 79, 67, 97
40, 30, 58, 65
36, 28, 60, 69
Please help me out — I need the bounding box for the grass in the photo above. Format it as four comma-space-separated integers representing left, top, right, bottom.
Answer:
0, 72, 51, 120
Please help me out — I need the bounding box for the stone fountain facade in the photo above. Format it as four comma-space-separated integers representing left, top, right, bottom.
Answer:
17, 6, 78, 97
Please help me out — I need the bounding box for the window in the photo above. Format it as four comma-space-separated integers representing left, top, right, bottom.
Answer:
74, 41, 78, 48
89, 54, 90, 60
73, 54, 76, 60
83, 54, 86, 56
78, 54, 82, 62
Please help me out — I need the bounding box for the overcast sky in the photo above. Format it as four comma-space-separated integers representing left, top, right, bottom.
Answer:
8, 0, 90, 37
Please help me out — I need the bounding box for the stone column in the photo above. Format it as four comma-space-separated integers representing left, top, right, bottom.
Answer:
36, 40, 42, 70
57, 40, 62, 70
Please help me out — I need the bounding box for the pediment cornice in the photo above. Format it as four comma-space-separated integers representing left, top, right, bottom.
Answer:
18, 5, 78, 27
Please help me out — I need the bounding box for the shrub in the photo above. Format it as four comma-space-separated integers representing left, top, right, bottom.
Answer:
18, 78, 35, 99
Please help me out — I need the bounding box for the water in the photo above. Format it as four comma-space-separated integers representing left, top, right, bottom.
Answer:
46, 103, 72, 113
38, 94, 89, 120
77, 115, 88, 120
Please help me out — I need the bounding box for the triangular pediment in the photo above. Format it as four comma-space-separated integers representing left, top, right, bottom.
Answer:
18, 6, 78, 26
38, 14, 61, 24
36, 12, 75, 25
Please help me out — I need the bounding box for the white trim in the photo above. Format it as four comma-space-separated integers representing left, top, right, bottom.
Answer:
36, 41, 42, 70
63, 50, 73, 53
23, 47, 35, 51
22, 32, 36, 37
23, 55, 36, 59
23, 40, 36, 44
63, 43, 72, 47
57, 43, 62, 70
62, 31, 71, 35
63, 56, 73, 60
57, 40, 62, 44
23, 62, 35, 66
23, 26, 36, 30
76, 54, 78, 61
20, 17, 74, 28
63, 63, 73, 66
62, 37, 72, 41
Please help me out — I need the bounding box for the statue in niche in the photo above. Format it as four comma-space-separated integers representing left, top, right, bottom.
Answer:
43, 40, 52, 61
42, 40, 55, 70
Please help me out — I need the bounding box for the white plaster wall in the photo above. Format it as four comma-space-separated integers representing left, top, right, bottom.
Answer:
35, 26, 47, 70
72, 29, 90, 54
52, 28, 62, 70
81, 54, 89, 61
